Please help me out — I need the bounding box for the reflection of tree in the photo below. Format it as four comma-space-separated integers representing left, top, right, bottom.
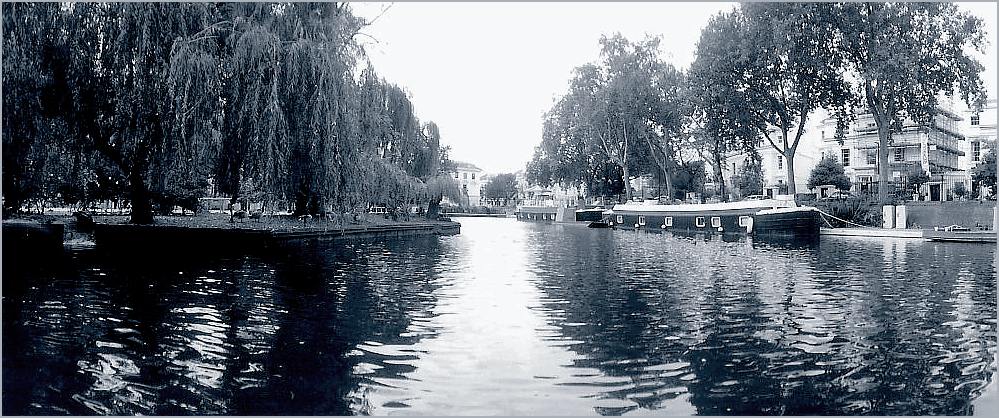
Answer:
525, 227, 997, 415
228, 236, 449, 414
2, 235, 449, 415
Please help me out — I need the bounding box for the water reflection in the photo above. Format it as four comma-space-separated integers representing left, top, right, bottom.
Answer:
2, 218, 996, 415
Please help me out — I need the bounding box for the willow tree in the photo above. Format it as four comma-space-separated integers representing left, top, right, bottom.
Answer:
832, 2, 987, 203
1, 2, 68, 214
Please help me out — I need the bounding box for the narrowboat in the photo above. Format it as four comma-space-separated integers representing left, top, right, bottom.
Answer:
608, 199, 820, 237
514, 206, 559, 222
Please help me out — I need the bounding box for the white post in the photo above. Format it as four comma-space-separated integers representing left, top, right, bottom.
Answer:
894, 205, 907, 229
882, 205, 895, 229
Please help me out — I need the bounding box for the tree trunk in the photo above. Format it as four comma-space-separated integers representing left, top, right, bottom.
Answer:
877, 124, 892, 204
711, 152, 727, 202
785, 152, 797, 196
427, 195, 442, 219
622, 163, 632, 202
663, 162, 674, 201
128, 170, 154, 224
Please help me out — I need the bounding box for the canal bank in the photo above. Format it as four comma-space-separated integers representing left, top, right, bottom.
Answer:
92, 219, 460, 253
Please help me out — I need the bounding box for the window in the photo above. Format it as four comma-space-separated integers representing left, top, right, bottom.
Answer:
471, 173, 475, 179
664, 217, 673, 227
971, 114, 980, 126
695, 217, 705, 227
617, 215, 623, 224
739, 216, 752, 227
866, 151, 877, 165
711, 217, 721, 228
454, 172, 459, 179
638, 215, 646, 226
463, 172, 468, 179
894, 148, 904, 162
973, 141, 981, 161
777, 155, 783, 170
821, 130, 825, 140
841, 149, 850, 167
732, 162, 737, 172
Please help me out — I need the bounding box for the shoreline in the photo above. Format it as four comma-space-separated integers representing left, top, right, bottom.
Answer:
3, 213, 461, 255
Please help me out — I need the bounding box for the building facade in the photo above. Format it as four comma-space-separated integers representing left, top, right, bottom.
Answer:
445, 160, 483, 206
723, 125, 824, 198
959, 99, 997, 197
818, 106, 966, 201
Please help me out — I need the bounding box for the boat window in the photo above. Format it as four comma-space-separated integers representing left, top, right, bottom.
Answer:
664, 217, 672, 227
638, 215, 646, 226
711, 217, 721, 228
696, 217, 705, 227
739, 216, 751, 227
617, 215, 623, 224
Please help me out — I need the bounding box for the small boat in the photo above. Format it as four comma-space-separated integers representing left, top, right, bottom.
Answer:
587, 219, 612, 228
607, 198, 820, 237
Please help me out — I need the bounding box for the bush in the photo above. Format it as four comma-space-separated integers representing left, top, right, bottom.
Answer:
814, 196, 883, 227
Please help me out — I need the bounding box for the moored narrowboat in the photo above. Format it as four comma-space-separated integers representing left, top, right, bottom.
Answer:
515, 206, 559, 222
608, 199, 820, 237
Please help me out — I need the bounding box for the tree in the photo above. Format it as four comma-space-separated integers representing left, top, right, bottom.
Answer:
972, 149, 996, 195
693, 4, 851, 197
833, 2, 987, 204
685, 10, 762, 202
906, 169, 931, 198
483, 173, 518, 203
527, 34, 681, 202
807, 154, 852, 191
732, 155, 764, 198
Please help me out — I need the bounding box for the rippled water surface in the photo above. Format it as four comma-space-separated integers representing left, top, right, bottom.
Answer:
3, 218, 997, 415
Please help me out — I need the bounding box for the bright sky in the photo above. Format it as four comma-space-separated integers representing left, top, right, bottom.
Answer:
352, 2, 998, 175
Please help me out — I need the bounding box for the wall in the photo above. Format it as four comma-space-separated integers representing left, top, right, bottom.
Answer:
904, 201, 996, 229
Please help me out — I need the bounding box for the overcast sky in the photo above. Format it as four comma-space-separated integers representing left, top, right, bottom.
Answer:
352, 2, 998, 175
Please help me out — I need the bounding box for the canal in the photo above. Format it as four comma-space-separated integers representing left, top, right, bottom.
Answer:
3, 217, 997, 415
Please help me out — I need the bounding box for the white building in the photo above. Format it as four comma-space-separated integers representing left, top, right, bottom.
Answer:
516, 170, 581, 207
445, 160, 483, 206
959, 99, 997, 197
818, 105, 966, 201
723, 123, 824, 198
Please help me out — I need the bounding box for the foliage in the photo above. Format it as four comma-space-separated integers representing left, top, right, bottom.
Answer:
731, 156, 764, 198
971, 149, 996, 190
832, 2, 987, 203
670, 161, 707, 200
691, 4, 852, 196
2, 3, 449, 223
906, 169, 931, 195
526, 34, 684, 201
954, 183, 968, 199
814, 196, 883, 228
807, 154, 851, 191
483, 173, 518, 201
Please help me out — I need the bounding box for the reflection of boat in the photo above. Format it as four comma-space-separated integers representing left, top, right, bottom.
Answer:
608, 199, 820, 237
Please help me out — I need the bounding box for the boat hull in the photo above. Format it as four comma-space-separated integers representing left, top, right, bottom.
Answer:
753, 207, 822, 237
575, 209, 605, 222
609, 201, 819, 237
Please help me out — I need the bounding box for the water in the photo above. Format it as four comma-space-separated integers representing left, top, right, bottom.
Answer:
3, 217, 996, 415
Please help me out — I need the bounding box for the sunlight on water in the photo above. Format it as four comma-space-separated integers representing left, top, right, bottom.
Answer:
3, 218, 996, 415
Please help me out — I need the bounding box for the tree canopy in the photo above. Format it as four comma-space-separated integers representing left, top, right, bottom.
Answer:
2, 2, 451, 222
807, 154, 852, 191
